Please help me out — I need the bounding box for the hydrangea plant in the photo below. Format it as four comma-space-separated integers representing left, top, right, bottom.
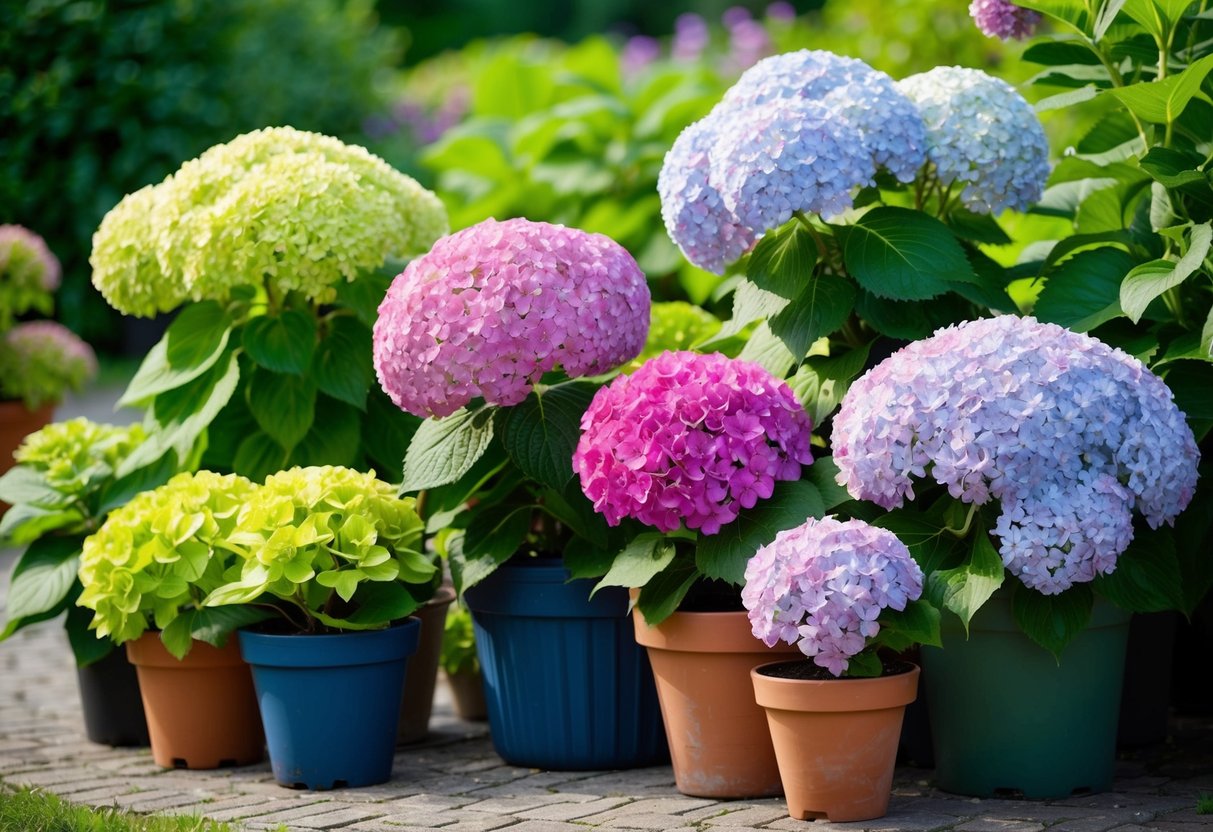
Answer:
76, 470, 270, 659
742, 515, 938, 677
0, 224, 59, 331
0, 418, 169, 665
832, 315, 1201, 656
0, 321, 97, 409
201, 466, 434, 634
90, 127, 449, 483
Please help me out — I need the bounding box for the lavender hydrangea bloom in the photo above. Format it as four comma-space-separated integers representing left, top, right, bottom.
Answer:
711, 97, 876, 230
742, 515, 923, 676
970, 0, 1042, 40
722, 50, 927, 183
574, 351, 814, 536
658, 116, 757, 276
898, 67, 1050, 214
373, 218, 650, 419
831, 316, 1200, 595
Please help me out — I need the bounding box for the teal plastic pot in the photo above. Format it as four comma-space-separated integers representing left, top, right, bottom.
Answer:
238, 620, 419, 790
921, 590, 1130, 798
464, 559, 667, 770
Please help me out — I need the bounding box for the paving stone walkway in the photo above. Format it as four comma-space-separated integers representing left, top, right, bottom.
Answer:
2, 389, 1211, 831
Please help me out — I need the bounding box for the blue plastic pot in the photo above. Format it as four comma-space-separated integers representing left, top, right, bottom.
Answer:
464, 559, 667, 770
238, 620, 420, 790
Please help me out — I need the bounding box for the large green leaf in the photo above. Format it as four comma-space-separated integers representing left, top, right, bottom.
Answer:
242, 310, 317, 376
335, 271, 394, 328
1093, 524, 1185, 612
1120, 222, 1212, 322
787, 342, 871, 427
0, 504, 79, 546
804, 455, 854, 511
842, 208, 977, 301
339, 582, 422, 628
1, 536, 81, 628
874, 599, 943, 652
748, 220, 819, 287
363, 388, 422, 484
447, 505, 533, 593
635, 557, 700, 626
1011, 583, 1094, 661
97, 452, 178, 517
872, 507, 968, 576
1106, 53, 1213, 124
1138, 147, 1211, 191
232, 431, 289, 481
288, 396, 363, 469
0, 467, 67, 510
737, 321, 797, 379
695, 480, 825, 585
500, 383, 596, 492
927, 529, 1005, 632
770, 275, 857, 363
400, 406, 498, 493
312, 316, 374, 410
118, 304, 233, 406
1014, 0, 1092, 32
591, 535, 677, 597
245, 367, 317, 451
1034, 247, 1131, 331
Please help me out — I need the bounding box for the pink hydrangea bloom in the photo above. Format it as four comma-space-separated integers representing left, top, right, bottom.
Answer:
373, 218, 651, 418
969, 0, 1041, 40
574, 351, 814, 535
0, 224, 61, 291
742, 515, 923, 676
832, 316, 1200, 595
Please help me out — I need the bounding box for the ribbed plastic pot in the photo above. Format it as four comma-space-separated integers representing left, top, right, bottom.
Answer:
922, 590, 1131, 798
239, 620, 420, 790
77, 646, 150, 747
464, 559, 667, 770
634, 609, 798, 798
752, 661, 919, 822
126, 634, 263, 769
397, 585, 456, 744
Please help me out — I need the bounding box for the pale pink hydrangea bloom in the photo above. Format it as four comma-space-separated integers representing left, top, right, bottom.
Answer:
832, 316, 1200, 595
742, 515, 923, 676
574, 350, 813, 535
373, 218, 651, 418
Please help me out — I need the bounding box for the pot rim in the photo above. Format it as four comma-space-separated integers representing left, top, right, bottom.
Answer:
750, 660, 920, 712
633, 608, 801, 654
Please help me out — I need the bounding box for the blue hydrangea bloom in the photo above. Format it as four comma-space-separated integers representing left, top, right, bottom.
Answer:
898, 66, 1050, 214
710, 98, 875, 233
657, 115, 757, 276
722, 50, 927, 183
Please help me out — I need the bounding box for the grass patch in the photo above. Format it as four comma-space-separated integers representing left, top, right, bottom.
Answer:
1198, 793, 1213, 815
0, 787, 238, 832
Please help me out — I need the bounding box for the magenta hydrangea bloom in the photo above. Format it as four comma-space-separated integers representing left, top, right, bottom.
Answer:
574, 351, 814, 535
373, 218, 651, 418
742, 515, 923, 677
970, 0, 1041, 40
832, 316, 1200, 595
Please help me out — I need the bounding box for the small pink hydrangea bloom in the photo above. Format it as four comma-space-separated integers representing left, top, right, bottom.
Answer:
831, 315, 1200, 595
742, 515, 923, 677
969, 0, 1041, 40
373, 218, 651, 418
574, 350, 814, 535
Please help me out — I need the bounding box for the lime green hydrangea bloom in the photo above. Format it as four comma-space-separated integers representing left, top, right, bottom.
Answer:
91, 127, 449, 317
626, 301, 722, 370
14, 418, 146, 495
77, 471, 256, 648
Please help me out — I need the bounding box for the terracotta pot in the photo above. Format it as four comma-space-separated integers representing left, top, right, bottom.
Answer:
0, 400, 55, 508
752, 660, 919, 822
126, 633, 264, 769
634, 609, 799, 798
397, 584, 456, 744
445, 668, 488, 721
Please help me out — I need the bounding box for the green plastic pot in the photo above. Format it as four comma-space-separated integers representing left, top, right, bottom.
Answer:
921, 589, 1130, 799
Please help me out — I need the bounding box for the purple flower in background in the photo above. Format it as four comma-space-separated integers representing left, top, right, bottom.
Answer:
831, 316, 1201, 595
743, 515, 923, 676
373, 218, 651, 418
673, 13, 710, 62
574, 350, 814, 535
970, 0, 1042, 40
725, 17, 773, 73
765, 1, 797, 22
722, 6, 753, 29
622, 35, 662, 76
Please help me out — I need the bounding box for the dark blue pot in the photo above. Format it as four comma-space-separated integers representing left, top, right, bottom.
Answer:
464, 559, 667, 770
238, 620, 420, 789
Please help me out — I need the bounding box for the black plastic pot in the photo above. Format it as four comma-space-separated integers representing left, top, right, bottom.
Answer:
76, 648, 150, 747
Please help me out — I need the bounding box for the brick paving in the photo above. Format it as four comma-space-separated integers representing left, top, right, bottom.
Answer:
1, 389, 1212, 830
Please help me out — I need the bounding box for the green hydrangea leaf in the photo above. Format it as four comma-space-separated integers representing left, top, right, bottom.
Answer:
927, 528, 1006, 633
591, 534, 676, 597
312, 316, 374, 410
635, 557, 699, 626
119, 303, 233, 406
500, 383, 596, 492
400, 405, 497, 493
695, 481, 825, 585
841, 207, 978, 301
2, 536, 81, 624
242, 310, 317, 376
1011, 582, 1094, 660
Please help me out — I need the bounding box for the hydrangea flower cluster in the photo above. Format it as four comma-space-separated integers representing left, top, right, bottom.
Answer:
77, 471, 256, 646
15, 418, 146, 494
91, 127, 449, 318
0, 321, 98, 409
897, 67, 1050, 214
0, 224, 60, 330
742, 516, 923, 676
659, 49, 926, 274
832, 316, 1201, 595
373, 218, 651, 418
574, 351, 814, 535
970, 0, 1042, 40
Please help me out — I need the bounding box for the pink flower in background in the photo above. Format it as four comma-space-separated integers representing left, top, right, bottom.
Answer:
969, 0, 1041, 40
742, 516, 923, 677
0, 224, 61, 292
574, 350, 813, 535
373, 218, 650, 418
622, 35, 662, 76
672, 13, 710, 62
